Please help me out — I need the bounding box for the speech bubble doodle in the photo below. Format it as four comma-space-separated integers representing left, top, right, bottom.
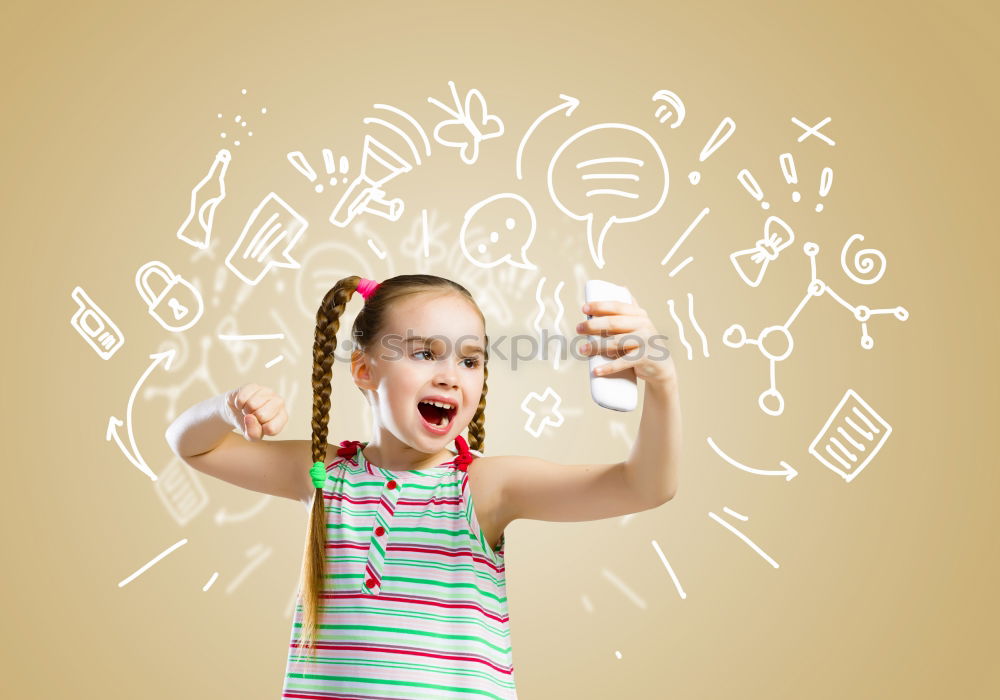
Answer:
459, 193, 537, 270
225, 192, 307, 286
547, 123, 668, 269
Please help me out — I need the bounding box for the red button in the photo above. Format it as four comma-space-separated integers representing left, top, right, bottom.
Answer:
386, 480, 397, 490
375, 526, 385, 536
366, 577, 376, 588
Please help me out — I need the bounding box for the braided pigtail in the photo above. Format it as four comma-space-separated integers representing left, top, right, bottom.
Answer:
466, 332, 488, 454
298, 276, 364, 660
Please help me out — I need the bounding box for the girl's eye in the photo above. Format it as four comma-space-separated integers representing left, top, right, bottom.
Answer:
413, 350, 480, 369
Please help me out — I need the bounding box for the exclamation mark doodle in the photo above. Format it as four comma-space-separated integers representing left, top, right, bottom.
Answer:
815, 167, 833, 212
737, 168, 769, 210
287, 151, 323, 193
779, 153, 800, 203
322, 149, 336, 186
688, 117, 736, 185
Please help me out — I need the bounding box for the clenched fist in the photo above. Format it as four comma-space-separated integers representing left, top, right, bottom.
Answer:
225, 383, 289, 441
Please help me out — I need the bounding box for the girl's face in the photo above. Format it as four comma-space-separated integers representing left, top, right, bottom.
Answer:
351, 292, 486, 453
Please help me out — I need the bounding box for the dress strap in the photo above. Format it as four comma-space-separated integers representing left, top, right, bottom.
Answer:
452, 435, 475, 471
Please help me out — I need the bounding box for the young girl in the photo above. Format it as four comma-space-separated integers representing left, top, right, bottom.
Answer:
166, 273, 681, 699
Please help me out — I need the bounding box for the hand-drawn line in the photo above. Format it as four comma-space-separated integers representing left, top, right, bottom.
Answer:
791, 116, 835, 145
106, 349, 177, 481
661, 206, 709, 266
705, 436, 798, 480
515, 94, 580, 180
117, 538, 189, 587
708, 509, 780, 568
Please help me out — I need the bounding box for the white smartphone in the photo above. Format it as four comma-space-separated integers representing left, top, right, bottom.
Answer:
584, 280, 638, 412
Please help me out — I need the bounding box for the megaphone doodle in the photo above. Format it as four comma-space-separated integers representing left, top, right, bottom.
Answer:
329, 135, 411, 227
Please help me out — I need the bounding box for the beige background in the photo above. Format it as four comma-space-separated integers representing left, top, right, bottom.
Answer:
3, 0, 998, 697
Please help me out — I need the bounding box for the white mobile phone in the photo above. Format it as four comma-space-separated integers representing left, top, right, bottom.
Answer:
584, 280, 638, 412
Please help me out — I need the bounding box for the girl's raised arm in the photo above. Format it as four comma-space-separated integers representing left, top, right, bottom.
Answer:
164, 385, 318, 509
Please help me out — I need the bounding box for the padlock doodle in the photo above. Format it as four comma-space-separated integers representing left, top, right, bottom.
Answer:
135, 261, 205, 332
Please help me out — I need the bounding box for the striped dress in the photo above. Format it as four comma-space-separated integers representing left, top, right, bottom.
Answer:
281, 435, 517, 699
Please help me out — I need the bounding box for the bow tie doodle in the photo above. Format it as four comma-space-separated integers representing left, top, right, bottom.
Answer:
428, 80, 505, 165
730, 215, 796, 288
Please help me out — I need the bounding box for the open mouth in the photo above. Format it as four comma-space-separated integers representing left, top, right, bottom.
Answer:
417, 400, 457, 430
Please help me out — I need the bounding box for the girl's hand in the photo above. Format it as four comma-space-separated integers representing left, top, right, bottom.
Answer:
577, 293, 677, 387
225, 383, 289, 441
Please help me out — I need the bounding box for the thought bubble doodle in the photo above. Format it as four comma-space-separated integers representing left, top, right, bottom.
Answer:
459, 193, 537, 270
547, 123, 668, 269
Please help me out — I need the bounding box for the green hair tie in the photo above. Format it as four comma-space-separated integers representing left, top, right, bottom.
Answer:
310, 461, 328, 488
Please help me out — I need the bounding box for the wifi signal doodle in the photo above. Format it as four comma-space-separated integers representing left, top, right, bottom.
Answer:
651, 90, 686, 128
287, 150, 350, 193
327, 103, 433, 228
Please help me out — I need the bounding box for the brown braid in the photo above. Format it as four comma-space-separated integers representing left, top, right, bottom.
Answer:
297, 274, 488, 658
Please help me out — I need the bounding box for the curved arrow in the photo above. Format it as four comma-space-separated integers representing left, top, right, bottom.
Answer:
106, 349, 176, 481
706, 436, 798, 481
515, 94, 580, 180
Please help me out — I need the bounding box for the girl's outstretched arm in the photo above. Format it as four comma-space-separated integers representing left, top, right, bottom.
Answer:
579, 292, 681, 502
490, 293, 680, 526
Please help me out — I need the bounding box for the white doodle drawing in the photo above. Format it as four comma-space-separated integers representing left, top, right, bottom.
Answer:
106, 348, 177, 481
814, 166, 833, 212
650, 540, 687, 599
601, 568, 648, 610
368, 238, 387, 260
737, 168, 770, 209
791, 116, 835, 146
651, 89, 686, 127
70, 286, 125, 360
722, 241, 909, 415
705, 436, 798, 480
216, 88, 265, 147
330, 135, 410, 227
660, 206, 709, 272
154, 455, 210, 527
666, 293, 709, 360
809, 389, 891, 482
136, 261, 205, 332
363, 103, 432, 165
520, 386, 566, 438
730, 215, 796, 287
459, 193, 538, 270
428, 81, 504, 165
176, 148, 231, 250
530, 276, 568, 370
708, 507, 780, 568
117, 538, 189, 588
667, 258, 693, 277
287, 149, 350, 193
548, 123, 669, 269
226, 193, 308, 286
223, 544, 274, 595
840, 233, 886, 285
688, 117, 735, 185
515, 93, 580, 180
778, 152, 801, 202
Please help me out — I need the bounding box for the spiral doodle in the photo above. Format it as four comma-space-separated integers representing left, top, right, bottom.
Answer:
840, 233, 886, 285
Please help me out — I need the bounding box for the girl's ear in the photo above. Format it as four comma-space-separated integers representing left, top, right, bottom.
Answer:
351, 349, 376, 391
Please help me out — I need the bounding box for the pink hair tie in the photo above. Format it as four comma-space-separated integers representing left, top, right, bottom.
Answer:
356, 278, 381, 300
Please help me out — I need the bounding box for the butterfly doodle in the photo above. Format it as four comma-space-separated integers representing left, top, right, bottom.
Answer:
428, 81, 505, 165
